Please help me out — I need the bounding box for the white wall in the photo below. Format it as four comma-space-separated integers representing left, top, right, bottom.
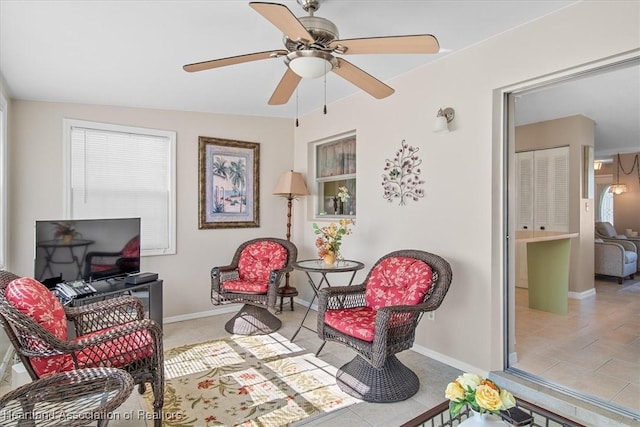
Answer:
291, 1, 640, 373
8, 101, 294, 318
5, 1, 639, 376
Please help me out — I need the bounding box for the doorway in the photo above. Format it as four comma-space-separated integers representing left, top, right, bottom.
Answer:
504, 58, 640, 418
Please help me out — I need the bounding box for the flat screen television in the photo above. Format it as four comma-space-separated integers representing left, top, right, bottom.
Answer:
34, 217, 141, 285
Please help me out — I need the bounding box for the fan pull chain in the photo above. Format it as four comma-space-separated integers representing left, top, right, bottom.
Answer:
295, 88, 299, 127
323, 70, 327, 115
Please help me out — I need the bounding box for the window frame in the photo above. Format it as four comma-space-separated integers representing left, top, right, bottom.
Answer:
0, 92, 7, 268
62, 119, 177, 256
312, 132, 356, 220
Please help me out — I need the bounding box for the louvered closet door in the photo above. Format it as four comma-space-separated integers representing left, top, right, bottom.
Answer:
516, 151, 534, 231
533, 147, 569, 232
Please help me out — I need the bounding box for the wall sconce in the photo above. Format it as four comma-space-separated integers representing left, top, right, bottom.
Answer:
433, 107, 455, 133
593, 160, 602, 170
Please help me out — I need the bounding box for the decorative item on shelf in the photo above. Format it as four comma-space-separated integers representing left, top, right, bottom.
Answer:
337, 186, 350, 215
434, 107, 455, 133
381, 139, 425, 206
52, 221, 79, 243
313, 219, 354, 266
273, 170, 310, 296
445, 373, 515, 426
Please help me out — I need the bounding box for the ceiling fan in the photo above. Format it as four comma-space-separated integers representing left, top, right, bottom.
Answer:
183, 0, 440, 105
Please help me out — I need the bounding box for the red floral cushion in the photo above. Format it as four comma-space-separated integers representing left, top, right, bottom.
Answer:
5, 277, 72, 377
73, 327, 154, 367
222, 279, 269, 294
365, 257, 433, 310
121, 235, 140, 258
237, 241, 287, 282
324, 306, 377, 342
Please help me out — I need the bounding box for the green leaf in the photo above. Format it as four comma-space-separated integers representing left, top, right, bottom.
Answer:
449, 400, 465, 417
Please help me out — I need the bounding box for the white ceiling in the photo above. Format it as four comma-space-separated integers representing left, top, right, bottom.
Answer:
0, 0, 636, 158
514, 63, 640, 160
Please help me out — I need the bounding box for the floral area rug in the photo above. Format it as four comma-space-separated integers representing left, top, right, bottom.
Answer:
143, 333, 360, 426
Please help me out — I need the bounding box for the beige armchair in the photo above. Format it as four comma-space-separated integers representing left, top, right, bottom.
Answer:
595, 222, 640, 247
594, 239, 637, 284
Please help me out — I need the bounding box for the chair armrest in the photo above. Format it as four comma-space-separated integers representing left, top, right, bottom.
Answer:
33, 319, 162, 358
210, 265, 236, 289
600, 237, 638, 252
319, 284, 366, 310
85, 251, 122, 264
65, 296, 146, 335
72, 318, 162, 350
317, 284, 366, 337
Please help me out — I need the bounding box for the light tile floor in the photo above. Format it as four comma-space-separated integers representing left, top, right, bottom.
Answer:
513, 276, 640, 415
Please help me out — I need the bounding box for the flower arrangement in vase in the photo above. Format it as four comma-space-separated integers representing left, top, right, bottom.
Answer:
445, 373, 515, 422
52, 221, 80, 243
313, 219, 354, 266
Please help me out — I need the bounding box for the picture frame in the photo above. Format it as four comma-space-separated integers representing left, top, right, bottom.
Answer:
198, 136, 260, 229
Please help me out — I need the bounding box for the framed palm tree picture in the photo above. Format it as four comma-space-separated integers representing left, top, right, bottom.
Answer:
198, 136, 260, 229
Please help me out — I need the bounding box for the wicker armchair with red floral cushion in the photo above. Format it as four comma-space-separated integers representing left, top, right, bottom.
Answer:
0, 270, 164, 427
316, 250, 452, 403
211, 237, 297, 335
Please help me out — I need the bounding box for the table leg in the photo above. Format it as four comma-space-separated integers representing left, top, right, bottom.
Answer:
290, 272, 324, 342
290, 300, 314, 342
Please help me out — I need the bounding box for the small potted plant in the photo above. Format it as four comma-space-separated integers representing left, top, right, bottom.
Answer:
52, 221, 79, 243
445, 372, 516, 424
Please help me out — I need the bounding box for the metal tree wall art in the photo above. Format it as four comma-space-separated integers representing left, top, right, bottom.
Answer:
381, 140, 425, 206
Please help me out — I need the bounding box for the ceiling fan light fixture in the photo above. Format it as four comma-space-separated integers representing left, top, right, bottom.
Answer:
286, 50, 335, 78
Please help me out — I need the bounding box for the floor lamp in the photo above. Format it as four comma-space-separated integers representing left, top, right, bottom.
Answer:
273, 170, 309, 296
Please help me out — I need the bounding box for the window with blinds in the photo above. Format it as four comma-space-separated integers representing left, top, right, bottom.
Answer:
63, 119, 176, 256
314, 133, 356, 218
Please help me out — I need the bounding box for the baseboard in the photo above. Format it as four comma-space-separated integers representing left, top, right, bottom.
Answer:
164, 305, 238, 324
568, 288, 596, 299
411, 342, 485, 378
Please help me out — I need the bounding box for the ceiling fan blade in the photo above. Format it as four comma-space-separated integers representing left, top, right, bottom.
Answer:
332, 58, 394, 99
183, 50, 287, 72
250, 2, 314, 44
268, 68, 302, 105
330, 34, 440, 55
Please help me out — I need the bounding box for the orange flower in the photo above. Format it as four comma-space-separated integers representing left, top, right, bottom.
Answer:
480, 379, 499, 392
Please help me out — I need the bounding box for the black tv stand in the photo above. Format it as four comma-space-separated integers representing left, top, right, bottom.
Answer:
69, 276, 163, 329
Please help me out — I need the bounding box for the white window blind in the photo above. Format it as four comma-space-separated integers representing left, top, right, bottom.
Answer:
64, 119, 176, 256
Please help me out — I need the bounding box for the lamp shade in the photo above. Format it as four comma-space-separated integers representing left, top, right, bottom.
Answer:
433, 115, 449, 133
273, 171, 310, 196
